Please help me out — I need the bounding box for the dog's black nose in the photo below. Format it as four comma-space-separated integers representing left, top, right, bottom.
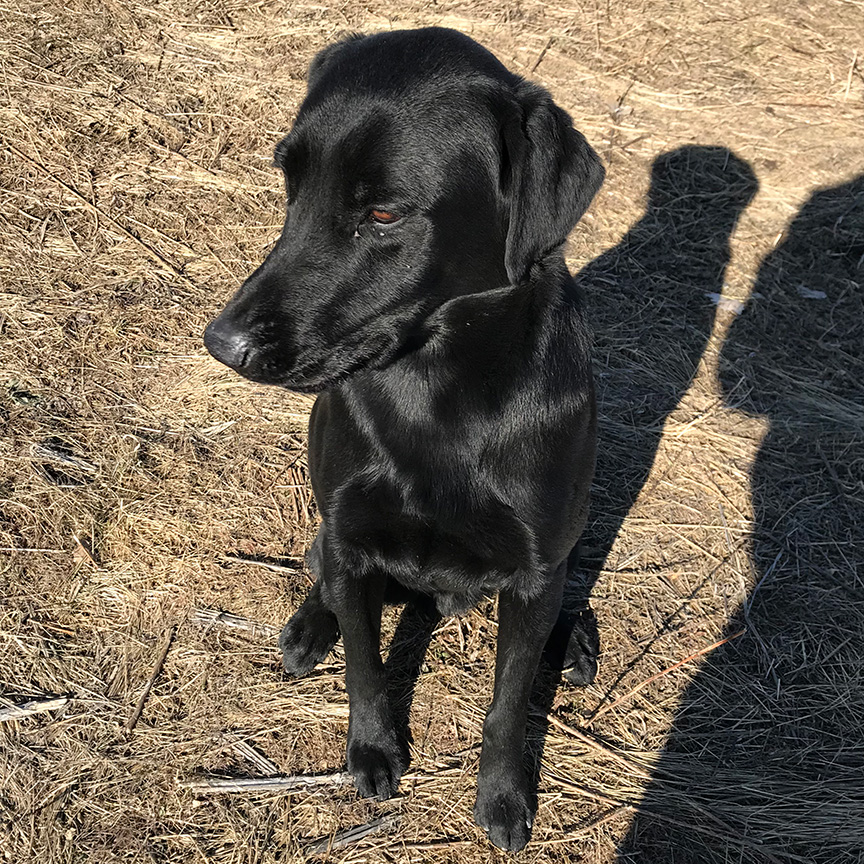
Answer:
203, 317, 255, 371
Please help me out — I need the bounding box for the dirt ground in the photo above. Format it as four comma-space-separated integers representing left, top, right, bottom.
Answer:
2, 0, 863, 862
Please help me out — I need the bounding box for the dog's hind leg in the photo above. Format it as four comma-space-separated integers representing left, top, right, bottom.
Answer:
543, 542, 600, 685
279, 578, 340, 678
278, 529, 340, 678
279, 529, 432, 678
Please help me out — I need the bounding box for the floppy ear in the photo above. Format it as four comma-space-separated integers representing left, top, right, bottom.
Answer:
501, 83, 605, 284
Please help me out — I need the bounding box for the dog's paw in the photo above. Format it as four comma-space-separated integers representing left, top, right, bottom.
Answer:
562, 608, 599, 686
347, 727, 407, 800
474, 773, 534, 852
278, 605, 339, 678
545, 606, 600, 686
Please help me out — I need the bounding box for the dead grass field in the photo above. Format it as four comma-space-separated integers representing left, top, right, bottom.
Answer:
1, 0, 863, 862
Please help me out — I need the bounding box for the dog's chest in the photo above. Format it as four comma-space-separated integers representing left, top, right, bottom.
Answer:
329, 473, 536, 602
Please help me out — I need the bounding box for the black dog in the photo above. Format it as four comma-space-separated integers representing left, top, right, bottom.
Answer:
204, 27, 603, 851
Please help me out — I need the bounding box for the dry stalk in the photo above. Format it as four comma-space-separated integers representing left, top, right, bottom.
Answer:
179, 772, 351, 794
230, 738, 280, 775
125, 626, 175, 734
222, 553, 303, 575
532, 806, 631, 847
304, 814, 401, 856
191, 608, 280, 638
590, 629, 746, 724
536, 710, 655, 778
0, 697, 69, 722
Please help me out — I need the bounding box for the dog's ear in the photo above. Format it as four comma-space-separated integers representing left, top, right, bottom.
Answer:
307, 33, 366, 89
500, 83, 605, 284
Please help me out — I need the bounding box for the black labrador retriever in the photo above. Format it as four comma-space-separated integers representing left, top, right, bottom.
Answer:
204, 27, 604, 851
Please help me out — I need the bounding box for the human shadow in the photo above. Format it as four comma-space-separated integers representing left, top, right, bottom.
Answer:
616, 177, 864, 862
543, 146, 758, 688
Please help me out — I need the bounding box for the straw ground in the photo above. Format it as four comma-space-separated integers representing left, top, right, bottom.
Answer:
1, 1, 863, 862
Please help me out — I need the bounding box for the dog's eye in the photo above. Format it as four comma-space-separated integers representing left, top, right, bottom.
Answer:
369, 209, 400, 224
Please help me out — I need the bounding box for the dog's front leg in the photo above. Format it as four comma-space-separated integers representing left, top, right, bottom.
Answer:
330, 565, 408, 800
279, 575, 340, 678
474, 564, 566, 852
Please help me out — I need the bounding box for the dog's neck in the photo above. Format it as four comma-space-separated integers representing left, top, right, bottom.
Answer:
340, 255, 588, 426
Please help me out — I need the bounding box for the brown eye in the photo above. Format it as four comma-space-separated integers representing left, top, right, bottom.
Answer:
369, 209, 399, 224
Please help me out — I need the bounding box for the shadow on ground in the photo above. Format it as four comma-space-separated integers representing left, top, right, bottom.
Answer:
528, 145, 758, 787
581, 145, 756, 596
616, 176, 864, 862
559, 145, 758, 654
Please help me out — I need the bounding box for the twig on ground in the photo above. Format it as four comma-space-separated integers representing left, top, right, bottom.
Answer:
32, 440, 97, 474
125, 626, 175, 734
179, 772, 352, 794
590, 629, 746, 723
222, 553, 303, 575
305, 814, 401, 856
229, 737, 281, 775
191, 608, 280, 638
0, 697, 69, 722
530, 36, 554, 73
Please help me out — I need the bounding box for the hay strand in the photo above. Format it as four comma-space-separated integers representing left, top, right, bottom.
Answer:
191, 608, 280, 638
304, 814, 401, 856
590, 629, 747, 723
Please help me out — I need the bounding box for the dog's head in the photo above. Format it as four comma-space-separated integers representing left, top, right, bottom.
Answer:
204, 28, 604, 391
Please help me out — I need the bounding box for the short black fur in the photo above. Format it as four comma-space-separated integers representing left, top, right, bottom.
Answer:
204, 27, 604, 852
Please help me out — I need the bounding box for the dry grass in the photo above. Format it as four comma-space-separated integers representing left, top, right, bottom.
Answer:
1, 0, 863, 862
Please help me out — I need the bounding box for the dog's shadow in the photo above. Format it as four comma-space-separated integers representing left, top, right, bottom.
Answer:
526, 144, 758, 793
571, 145, 758, 613
383, 593, 440, 749
614, 175, 864, 862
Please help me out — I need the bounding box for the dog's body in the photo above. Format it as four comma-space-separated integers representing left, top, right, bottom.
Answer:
204, 28, 603, 851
